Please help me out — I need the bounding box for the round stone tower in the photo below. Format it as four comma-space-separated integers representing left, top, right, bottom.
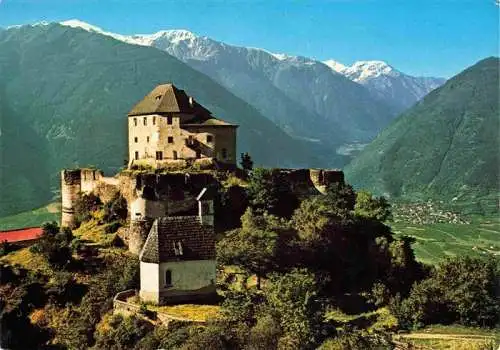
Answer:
61, 169, 82, 228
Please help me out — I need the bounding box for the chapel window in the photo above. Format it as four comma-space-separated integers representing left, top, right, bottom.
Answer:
165, 270, 172, 286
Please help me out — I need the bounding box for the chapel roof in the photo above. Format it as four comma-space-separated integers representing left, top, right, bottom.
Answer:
139, 216, 215, 264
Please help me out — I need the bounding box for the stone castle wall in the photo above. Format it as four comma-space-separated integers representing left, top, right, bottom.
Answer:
61, 167, 344, 251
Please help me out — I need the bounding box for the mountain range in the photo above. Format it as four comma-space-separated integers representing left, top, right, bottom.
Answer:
324, 60, 446, 111
345, 57, 499, 214
61, 20, 445, 148
0, 23, 320, 217
0, 20, 460, 218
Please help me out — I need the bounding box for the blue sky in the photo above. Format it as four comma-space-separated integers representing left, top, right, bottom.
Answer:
0, 0, 498, 77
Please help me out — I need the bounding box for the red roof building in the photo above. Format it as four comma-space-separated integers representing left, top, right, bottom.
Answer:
0, 227, 43, 243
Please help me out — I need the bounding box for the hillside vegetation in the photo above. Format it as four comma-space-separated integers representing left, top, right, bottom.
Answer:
0, 23, 320, 217
345, 57, 500, 214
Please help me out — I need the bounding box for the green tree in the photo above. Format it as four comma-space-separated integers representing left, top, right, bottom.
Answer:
392, 256, 500, 329
31, 222, 74, 269
74, 193, 102, 226
240, 152, 254, 172
217, 210, 279, 289
263, 269, 325, 348
103, 193, 128, 224
246, 168, 298, 218
92, 314, 154, 350
354, 190, 392, 221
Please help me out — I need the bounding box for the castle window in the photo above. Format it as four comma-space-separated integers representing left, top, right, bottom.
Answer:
167, 116, 173, 125
134, 137, 138, 143
133, 118, 137, 126
153, 116, 156, 125
173, 151, 178, 160
165, 270, 172, 287
156, 151, 163, 160
146, 136, 150, 143
222, 148, 227, 159
168, 136, 174, 144
143, 117, 147, 126
206, 135, 213, 143
135, 151, 139, 160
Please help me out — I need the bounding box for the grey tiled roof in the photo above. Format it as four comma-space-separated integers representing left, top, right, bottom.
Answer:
139, 216, 215, 263
129, 84, 196, 116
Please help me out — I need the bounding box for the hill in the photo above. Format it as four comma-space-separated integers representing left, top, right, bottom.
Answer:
345, 57, 499, 213
0, 23, 320, 217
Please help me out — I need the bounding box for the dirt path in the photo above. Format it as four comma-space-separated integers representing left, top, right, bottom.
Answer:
397, 332, 497, 340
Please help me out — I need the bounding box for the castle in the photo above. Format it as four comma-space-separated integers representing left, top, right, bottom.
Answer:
128, 84, 238, 169
60, 83, 344, 305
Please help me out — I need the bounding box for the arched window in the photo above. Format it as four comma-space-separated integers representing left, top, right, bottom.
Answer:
165, 270, 172, 286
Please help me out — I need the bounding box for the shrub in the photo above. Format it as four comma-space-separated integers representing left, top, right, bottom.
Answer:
74, 193, 102, 226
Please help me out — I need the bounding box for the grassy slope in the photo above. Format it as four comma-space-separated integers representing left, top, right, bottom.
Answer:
0, 23, 318, 218
391, 216, 500, 265
345, 57, 499, 214
0, 203, 60, 230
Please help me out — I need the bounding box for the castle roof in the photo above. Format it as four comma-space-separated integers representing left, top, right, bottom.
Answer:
139, 216, 215, 264
128, 83, 238, 127
129, 83, 198, 116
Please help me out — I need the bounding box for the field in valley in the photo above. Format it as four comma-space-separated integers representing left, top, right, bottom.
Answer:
0, 203, 60, 231
391, 216, 500, 265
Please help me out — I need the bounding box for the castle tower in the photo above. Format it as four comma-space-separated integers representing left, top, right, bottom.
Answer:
127, 83, 238, 169
61, 169, 82, 228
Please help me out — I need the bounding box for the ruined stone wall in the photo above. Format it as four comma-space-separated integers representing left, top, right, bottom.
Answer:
61, 168, 120, 228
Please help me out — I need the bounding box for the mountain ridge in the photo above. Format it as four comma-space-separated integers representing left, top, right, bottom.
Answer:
0, 23, 321, 217
345, 57, 499, 213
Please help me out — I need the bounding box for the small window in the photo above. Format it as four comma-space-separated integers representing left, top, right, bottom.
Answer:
156, 151, 163, 160
134, 137, 138, 143
133, 118, 137, 126
201, 202, 210, 215
173, 151, 178, 160
143, 117, 147, 126
147, 136, 150, 143
155, 95, 161, 101
196, 150, 201, 159
167, 116, 173, 125
165, 270, 172, 286
168, 136, 174, 144
134, 151, 139, 160
222, 148, 227, 159
153, 116, 156, 125
206, 135, 213, 143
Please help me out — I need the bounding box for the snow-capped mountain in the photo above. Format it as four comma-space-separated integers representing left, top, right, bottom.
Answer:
324, 59, 446, 110
59, 20, 398, 153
